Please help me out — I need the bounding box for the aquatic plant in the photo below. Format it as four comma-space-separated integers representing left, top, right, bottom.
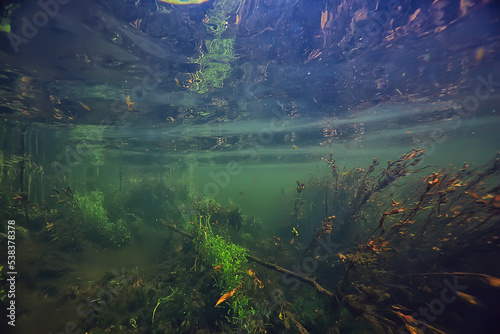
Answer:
162, 218, 331, 332
189, 213, 254, 327
152, 286, 180, 324
308, 152, 500, 333
194, 197, 244, 232
190, 39, 236, 93
189, 0, 239, 93
160, 150, 500, 333
0, 266, 6, 303
74, 190, 130, 247
192, 214, 247, 288
310, 148, 426, 246
0, 4, 19, 34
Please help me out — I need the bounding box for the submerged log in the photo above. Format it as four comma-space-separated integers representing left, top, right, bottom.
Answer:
160, 219, 335, 299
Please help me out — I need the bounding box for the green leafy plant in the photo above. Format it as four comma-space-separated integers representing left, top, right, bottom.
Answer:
190, 214, 253, 327
74, 190, 130, 247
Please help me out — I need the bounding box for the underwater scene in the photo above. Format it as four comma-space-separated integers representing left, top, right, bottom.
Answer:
0, 0, 500, 333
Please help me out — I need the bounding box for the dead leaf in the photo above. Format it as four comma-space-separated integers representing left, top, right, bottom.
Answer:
320, 10, 329, 29
456, 291, 482, 306
408, 8, 421, 23
78, 101, 91, 111
125, 95, 134, 111
215, 285, 239, 307
460, 0, 472, 17
405, 323, 424, 334
353, 7, 368, 22
482, 275, 500, 288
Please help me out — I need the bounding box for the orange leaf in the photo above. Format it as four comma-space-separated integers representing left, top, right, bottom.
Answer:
215, 285, 239, 307
483, 275, 500, 288
394, 311, 418, 324
456, 291, 482, 306
215, 291, 234, 307
77, 101, 91, 111
408, 9, 421, 23
320, 10, 328, 29
391, 304, 411, 311
466, 191, 480, 199
440, 272, 500, 288
405, 323, 424, 334
125, 95, 134, 110
353, 7, 368, 22
394, 311, 446, 334
460, 0, 472, 17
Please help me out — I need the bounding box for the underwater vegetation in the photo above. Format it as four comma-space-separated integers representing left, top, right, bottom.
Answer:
0, 0, 499, 332
189, 213, 252, 328
1, 148, 499, 334
73, 190, 130, 247
0, 265, 6, 303
311, 148, 427, 245
188, 0, 239, 93
161, 149, 500, 333
299, 149, 500, 333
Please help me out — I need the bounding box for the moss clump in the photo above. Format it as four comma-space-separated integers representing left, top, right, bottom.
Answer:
206, 234, 247, 289
190, 214, 252, 327
74, 190, 129, 247
192, 214, 247, 289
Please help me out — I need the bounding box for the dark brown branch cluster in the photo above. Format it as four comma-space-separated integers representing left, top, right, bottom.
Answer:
324, 153, 500, 333
312, 148, 426, 245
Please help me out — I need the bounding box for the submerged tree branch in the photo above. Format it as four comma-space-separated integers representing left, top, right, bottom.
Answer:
160, 219, 335, 299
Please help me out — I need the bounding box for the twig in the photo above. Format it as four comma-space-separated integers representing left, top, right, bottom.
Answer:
160, 219, 336, 299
